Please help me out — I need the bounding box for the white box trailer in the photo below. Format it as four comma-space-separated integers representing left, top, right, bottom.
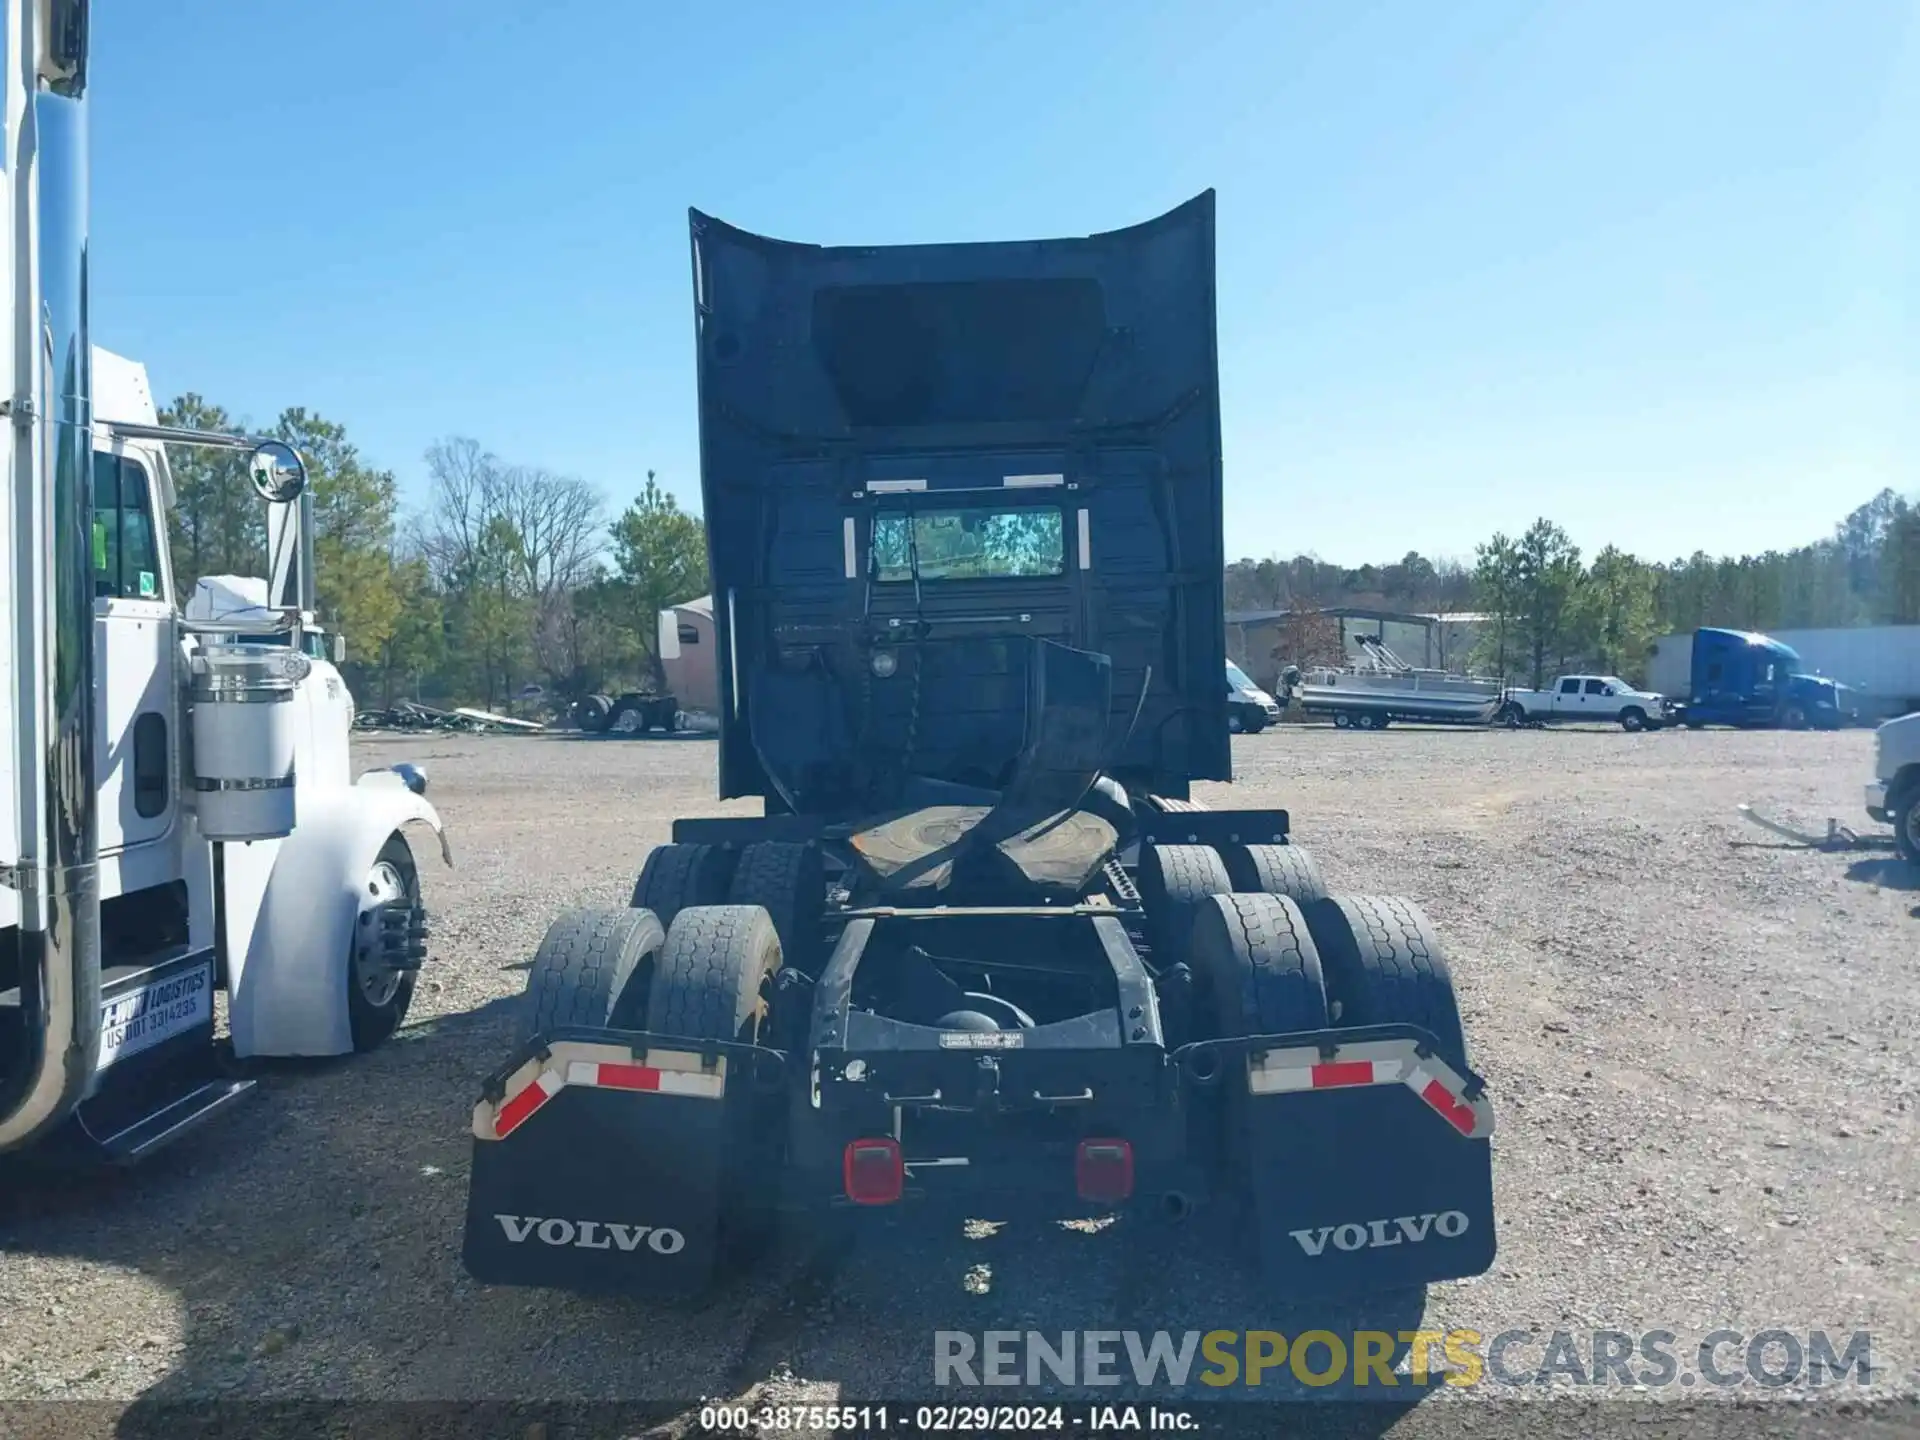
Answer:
1766, 627, 1920, 719
1647, 634, 1694, 702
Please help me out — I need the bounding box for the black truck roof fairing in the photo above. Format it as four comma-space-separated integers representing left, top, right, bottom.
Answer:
690, 193, 1229, 806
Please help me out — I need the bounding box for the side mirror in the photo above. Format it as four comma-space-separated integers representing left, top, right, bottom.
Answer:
248, 441, 307, 503
332, 633, 347, 664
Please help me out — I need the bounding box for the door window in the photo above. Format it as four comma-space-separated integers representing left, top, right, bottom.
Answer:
1558, 678, 1582, 696
1583, 679, 1606, 696
92, 452, 164, 601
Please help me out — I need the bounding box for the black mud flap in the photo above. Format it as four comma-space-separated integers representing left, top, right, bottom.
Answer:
1192, 1027, 1496, 1295
461, 1032, 783, 1297
1246, 1084, 1494, 1294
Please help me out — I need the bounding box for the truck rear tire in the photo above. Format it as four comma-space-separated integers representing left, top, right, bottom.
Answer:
727, 842, 824, 972
1189, 892, 1329, 1037
517, 906, 665, 1047
1224, 843, 1328, 905
647, 906, 786, 1264
648, 905, 783, 1047
1139, 843, 1233, 964
1306, 895, 1469, 1075
1333, 712, 1353, 730
630, 842, 736, 931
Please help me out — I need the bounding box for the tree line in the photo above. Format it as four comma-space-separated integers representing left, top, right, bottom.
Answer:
1228, 490, 1920, 687
159, 386, 1913, 705
158, 397, 710, 715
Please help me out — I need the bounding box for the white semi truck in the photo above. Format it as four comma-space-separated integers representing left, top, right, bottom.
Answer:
1, 1, 449, 1162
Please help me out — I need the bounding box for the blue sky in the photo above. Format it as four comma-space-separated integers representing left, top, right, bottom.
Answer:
93, 1, 1915, 568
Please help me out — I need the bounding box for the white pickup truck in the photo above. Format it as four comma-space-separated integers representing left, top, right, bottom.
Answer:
1498, 674, 1672, 732
1865, 711, 1920, 864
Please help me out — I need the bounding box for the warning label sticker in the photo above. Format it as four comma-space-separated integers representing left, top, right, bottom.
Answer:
99, 961, 213, 1068
938, 1031, 1024, 1049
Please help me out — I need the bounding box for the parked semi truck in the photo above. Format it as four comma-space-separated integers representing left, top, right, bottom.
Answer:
1645, 628, 1847, 730
1652, 626, 1911, 725
1, 3, 447, 1163
462, 193, 1497, 1301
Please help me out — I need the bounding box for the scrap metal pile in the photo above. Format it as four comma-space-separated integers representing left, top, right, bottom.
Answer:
354, 701, 546, 735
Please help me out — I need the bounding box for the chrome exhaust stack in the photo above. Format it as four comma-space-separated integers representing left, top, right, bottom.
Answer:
0, 2, 96, 1150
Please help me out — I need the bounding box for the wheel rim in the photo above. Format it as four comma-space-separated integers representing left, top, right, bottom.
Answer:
354, 859, 410, 1008
1229, 713, 1243, 734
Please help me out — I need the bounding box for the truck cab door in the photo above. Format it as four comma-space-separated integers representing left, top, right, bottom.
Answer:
1697, 657, 1728, 718
1749, 659, 1780, 721
1583, 677, 1608, 713
1556, 677, 1583, 715
92, 446, 177, 857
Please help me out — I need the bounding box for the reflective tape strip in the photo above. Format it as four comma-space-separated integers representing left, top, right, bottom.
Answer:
1248, 1064, 1315, 1095
1248, 1057, 1401, 1093
1312, 1060, 1379, 1088
566, 1060, 724, 1099
480, 1041, 734, 1139
1407, 1066, 1478, 1137
1243, 1039, 1491, 1139
492, 1069, 562, 1138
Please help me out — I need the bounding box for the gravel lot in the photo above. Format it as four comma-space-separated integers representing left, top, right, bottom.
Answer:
2, 724, 1916, 1433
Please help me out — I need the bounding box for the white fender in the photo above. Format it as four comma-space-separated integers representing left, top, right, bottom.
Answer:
228, 773, 450, 1058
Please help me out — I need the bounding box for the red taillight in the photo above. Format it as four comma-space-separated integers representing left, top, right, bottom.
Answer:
843, 1138, 904, 1205
1075, 1138, 1134, 1204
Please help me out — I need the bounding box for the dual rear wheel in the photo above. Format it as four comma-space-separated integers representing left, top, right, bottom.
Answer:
517, 900, 781, 1052
518, 888, 792, 1269
1141, 839, 1468, 1073
538, 835, 825, 1045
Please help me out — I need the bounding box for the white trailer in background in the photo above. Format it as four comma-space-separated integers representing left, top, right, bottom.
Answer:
2, 4, 449, 1164
1646, 635, 1692, 703
1764, 628, 1920, 722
